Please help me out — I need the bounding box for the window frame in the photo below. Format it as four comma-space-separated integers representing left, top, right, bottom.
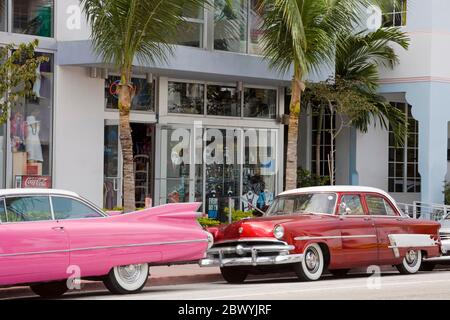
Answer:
0, 197, 6, 223
0, 193, 106, 224
167, 79, 279, 120
105, 74, 156, 113
382, 0, 407, 28
339, 194, 366, 216
388, 102, 420, 193
9, 0, 55, 38
50, 195, 106, 221
364, 194, 400, 217
3, 194, 54, 223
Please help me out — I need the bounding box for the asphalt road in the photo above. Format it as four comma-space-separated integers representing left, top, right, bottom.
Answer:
15, 267, 449, 300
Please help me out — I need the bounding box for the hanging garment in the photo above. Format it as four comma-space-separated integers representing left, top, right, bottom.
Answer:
33, 64, 42, 98
243, 191, 258, 212
264, 190, 274, 206
25, 116, 44, 162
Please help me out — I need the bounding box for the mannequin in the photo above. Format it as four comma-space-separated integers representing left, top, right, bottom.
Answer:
26, 110, 43, 163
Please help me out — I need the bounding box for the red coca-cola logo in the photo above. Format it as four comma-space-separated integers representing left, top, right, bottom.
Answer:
21, 176, 52, 188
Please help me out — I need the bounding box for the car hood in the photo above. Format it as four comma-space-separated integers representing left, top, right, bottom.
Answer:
213, 214, 326, 243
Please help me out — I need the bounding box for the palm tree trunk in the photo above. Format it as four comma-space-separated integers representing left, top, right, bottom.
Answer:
285, 69, 303, 190
118, 72, 135, 212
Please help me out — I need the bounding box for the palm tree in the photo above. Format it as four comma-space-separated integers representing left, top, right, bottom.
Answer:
309, 26, 410, 180
82, 0, 206, 212
259, 0, 389, 190
335, 27, 409, 143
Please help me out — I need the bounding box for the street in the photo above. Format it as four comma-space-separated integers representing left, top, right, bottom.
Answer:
5, 267, 450, 300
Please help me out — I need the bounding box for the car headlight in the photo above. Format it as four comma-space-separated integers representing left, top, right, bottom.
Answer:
273, 225, 285, 239
206, 232, 214, 249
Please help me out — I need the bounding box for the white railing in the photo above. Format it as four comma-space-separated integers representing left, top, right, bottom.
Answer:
397, 201, 450, 221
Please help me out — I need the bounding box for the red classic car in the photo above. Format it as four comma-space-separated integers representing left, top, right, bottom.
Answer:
200, 186, 441, 283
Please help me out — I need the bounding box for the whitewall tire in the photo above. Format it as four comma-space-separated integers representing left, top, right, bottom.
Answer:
396, 249, 422, 274
103, 263, 149, 294
294, 243, 325, 281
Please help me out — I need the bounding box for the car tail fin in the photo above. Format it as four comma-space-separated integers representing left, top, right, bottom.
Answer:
118, 203, 203, 222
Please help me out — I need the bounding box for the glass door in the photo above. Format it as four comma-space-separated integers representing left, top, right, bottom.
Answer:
103, 120, 122, 209
158, 125, 201, 205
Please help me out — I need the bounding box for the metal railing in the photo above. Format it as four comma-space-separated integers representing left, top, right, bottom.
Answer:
397, 201, 450, 221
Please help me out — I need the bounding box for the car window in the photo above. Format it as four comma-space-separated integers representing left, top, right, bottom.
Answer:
52, 197, 103, 220
5, 196, 52, 222
366, 195, 396, 216
266, 193, 337, 216
0, 199, 6, 222
339, 195, 365, 216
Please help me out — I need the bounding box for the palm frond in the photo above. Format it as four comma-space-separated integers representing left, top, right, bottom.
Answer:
336, 27, 409, 90
81, 0, 208, 72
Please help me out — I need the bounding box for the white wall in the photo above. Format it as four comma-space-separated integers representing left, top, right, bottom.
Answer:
54, 66, 104, 206
56, 0, 91, 41
356, 125, 389, 190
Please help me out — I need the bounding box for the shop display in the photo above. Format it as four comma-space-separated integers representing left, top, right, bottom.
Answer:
9, 53, 53, 186
25, 114, 43, 163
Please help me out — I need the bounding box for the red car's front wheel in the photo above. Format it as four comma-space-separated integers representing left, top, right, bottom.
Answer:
294, 243, 325, 281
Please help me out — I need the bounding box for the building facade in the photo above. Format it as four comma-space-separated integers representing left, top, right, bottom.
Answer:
0, 0, 448, 213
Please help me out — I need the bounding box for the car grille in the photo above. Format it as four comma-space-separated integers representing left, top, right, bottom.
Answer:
440, 232, 450, 241
209, 240, 290, 259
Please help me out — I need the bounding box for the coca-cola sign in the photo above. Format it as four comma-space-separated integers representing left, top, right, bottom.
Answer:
16, 176, 52, 189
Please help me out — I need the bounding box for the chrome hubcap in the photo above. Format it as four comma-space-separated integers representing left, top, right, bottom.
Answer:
406, 250, 418, 265
305, 248, 319, 272
117, 264, 143, 284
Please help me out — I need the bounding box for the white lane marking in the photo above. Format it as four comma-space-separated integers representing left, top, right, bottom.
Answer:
194, 277, 450, 300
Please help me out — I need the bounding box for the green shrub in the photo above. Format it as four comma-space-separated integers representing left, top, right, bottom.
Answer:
444, 182, 450, 205
297, 167, 330, 188
198, 217, 221, 228
224, 207, 254, 222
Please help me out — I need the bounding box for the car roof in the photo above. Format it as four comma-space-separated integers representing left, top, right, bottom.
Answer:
279, 186, 398, 205
0, 188, 79, 198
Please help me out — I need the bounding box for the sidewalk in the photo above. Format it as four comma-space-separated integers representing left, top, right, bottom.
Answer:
0, 264, 222, 300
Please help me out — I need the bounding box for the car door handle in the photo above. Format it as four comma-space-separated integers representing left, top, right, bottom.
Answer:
363, 217, 371, 221
52, 226, 64, 231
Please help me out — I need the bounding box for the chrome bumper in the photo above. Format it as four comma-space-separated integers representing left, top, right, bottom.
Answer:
441, 239, 450, 254
199, 244, 303, 267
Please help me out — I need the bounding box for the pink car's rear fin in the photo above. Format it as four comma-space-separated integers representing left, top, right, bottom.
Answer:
117, 202, 203, 221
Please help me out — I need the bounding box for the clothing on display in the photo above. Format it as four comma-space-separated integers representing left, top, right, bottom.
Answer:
25, 116, 43, 162
242, 190, 258, 212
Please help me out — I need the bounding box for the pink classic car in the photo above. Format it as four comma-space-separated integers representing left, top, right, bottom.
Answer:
0, 189, 211, 297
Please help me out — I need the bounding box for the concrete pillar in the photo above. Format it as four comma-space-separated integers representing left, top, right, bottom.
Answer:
406, 82, 450, 204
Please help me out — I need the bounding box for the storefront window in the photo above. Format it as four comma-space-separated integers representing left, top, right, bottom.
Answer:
248, 0, 265, 55
105, 76, 155, 112
242, 129, 276, 212
244, 88, 277, 119
13, 0, 53, 37
205, 129, 241, 220
214, 0, 248, 53
0, 0, 6, 32
207, 85, 240, 117
168, 82, 204, 115
165, 127, 191, 203
10, 53, 53, 188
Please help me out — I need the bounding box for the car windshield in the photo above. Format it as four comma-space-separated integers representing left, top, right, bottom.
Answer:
265, 193, 337, 216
